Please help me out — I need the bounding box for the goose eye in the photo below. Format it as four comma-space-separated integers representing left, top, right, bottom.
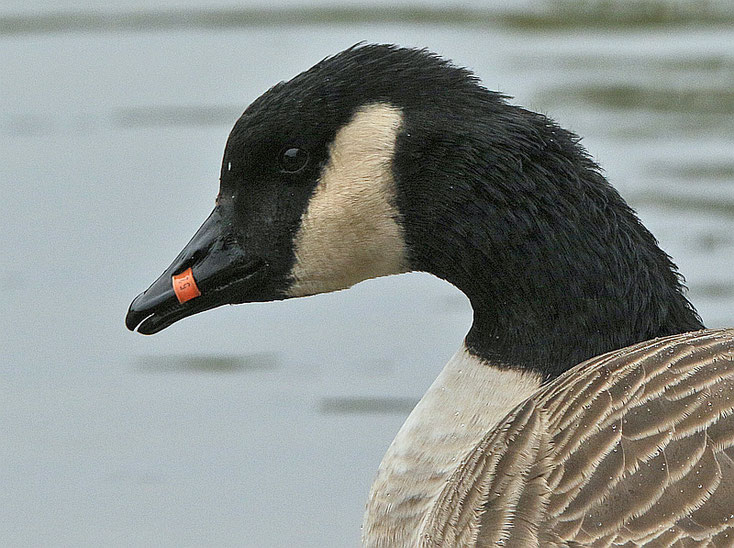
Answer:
280, 147, 309, 173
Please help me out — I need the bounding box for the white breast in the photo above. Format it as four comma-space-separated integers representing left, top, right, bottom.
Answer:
362, 345, 542, 547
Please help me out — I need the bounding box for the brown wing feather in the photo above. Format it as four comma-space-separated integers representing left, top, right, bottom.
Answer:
420, 329, 734, 547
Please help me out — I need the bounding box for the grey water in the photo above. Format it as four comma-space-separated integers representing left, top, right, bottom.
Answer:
2, 1, 734, 545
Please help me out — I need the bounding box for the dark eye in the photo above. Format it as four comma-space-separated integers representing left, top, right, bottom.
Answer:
279, 147, 309, 173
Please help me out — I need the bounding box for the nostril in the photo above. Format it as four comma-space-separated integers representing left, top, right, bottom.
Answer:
189, 248, 206, 265
175, 249, 207, 276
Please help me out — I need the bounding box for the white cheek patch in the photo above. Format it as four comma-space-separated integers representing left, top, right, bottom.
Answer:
287, 103, 409, 297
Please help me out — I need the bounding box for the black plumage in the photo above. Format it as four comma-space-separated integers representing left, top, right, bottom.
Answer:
129, 43, 703, 380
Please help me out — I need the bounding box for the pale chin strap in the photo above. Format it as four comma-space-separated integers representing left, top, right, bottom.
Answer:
287, 103, 409, 298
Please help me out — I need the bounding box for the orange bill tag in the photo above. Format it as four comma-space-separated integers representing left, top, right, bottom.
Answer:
172, 267, 201, 304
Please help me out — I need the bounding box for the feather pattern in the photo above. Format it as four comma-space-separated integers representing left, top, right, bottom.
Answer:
419, 329, 734, 547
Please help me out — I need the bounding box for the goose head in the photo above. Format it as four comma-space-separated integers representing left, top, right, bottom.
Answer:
126, 44, 702, 379
125, 45, 417, 334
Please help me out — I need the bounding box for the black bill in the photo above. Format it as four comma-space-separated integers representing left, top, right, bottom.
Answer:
125, 207, 267, 334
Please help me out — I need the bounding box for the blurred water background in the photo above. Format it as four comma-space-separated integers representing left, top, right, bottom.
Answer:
2, 0, 734, 545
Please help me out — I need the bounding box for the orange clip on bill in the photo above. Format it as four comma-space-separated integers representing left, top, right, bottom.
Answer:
172, 267, 201, 304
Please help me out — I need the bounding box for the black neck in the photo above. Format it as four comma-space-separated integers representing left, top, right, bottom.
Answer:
394, 102, 703, 380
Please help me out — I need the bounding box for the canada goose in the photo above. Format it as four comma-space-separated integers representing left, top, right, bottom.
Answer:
125, 44, 734, 546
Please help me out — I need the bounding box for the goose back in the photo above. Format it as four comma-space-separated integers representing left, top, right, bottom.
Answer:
421, 329, 734, 547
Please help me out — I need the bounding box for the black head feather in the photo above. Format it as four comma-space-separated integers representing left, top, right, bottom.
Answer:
232, 44, 703, 378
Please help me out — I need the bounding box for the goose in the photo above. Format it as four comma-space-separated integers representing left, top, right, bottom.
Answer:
125, 44, 734, 547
